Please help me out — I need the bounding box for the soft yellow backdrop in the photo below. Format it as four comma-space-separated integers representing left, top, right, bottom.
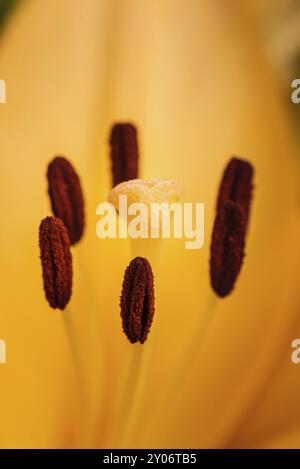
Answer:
0, 0, 299, 448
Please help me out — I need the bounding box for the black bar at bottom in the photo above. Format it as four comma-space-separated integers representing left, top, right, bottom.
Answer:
0, 449, 298, 465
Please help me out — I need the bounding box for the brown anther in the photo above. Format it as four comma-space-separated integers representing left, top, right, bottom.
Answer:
210, 201, 246, 297
210, 157, 254, 297
120, 257, 155, 344
110, 123, 139, 187
47, 156, 85, 245
216, 157, 253, 227
39, 216, 73, 310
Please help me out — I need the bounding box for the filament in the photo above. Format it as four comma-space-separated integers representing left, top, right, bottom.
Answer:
62, 307, 89, 447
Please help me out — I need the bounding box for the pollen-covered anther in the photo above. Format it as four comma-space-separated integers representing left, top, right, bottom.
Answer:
120, 257, 155, 344
39, 216, 73, 310
109, 123, 139, 187
210, 157, 254, 297
47, 156, 85, 245
210, 201, 246, 297
216, 157, 254, 227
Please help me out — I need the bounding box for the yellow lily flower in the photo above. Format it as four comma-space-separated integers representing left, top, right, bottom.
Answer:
0, 0, 299, 449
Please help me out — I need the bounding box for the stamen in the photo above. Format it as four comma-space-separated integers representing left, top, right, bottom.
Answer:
110, 123, 139, 187
210, 201, 246, 297
120, 257, 155, 343
216, 157, 253, 227
47, 156, 85, 245
210, 157, 254, 297
39, 216, 73, 309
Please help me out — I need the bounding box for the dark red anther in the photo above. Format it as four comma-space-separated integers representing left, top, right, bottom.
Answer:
120, 257, 155, 344
110, 123, 139, 187
216, 157, 253, 228
210, 201, 246, 297
47, 156, 85, 245
39, 216, 73, 310
210, 157, 254, 297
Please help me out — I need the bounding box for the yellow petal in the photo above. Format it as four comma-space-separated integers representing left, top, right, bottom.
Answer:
0, 0, 299, 449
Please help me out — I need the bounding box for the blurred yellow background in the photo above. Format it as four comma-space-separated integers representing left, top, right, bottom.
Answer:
0, 0, 299, 448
